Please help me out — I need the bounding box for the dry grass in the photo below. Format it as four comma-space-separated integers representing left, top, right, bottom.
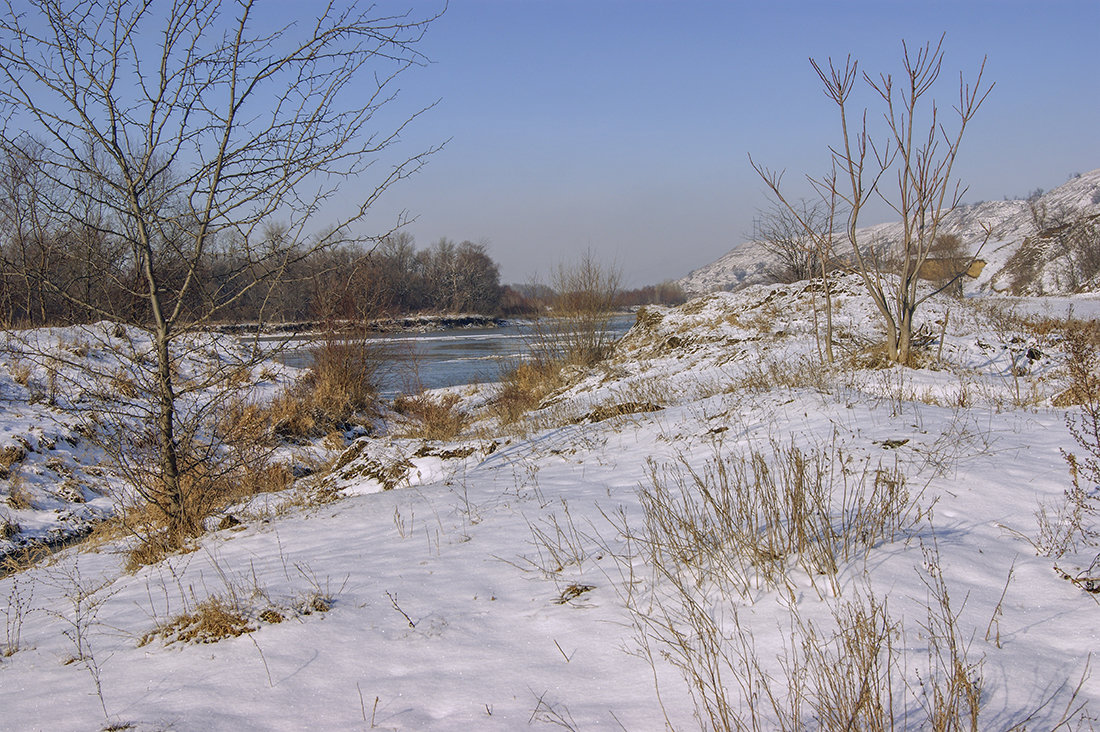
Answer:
611, 501, 1085, 731
521, 498, 595, 578
633, 441, 919, 600
0, 514, 19, 540
123, 525, 190, 571
139, 578, 334, 648
139, 596, 255, 646
594, 413, 1092, 730
269, 338, 382, 439
732, 353, 831, 393
489, 254, 621, 425
115, 410, 295, 570
104, 338, 380, 568
9, 360, 31, 388
6, 474, 34, 510
95, 337, 384, 569
490, 359, 564, 425
392, 392, 469, 441
0, 443, 27, 480
121, 455, 294, 571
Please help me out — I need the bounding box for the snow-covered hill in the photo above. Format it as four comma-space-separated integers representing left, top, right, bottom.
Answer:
1, 282, 1099, 729
680, 168, 1100, 295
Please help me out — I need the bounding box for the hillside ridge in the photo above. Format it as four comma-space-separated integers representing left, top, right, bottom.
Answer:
680, 168, 1100, 295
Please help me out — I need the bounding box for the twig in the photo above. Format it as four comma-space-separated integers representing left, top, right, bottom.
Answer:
386, 591, 417, 628
249, 634, 274, 687
553, 638, 574, 662
985, 556, 1016, 648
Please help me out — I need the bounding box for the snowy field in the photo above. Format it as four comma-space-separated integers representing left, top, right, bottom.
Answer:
1, 277, 1098, 730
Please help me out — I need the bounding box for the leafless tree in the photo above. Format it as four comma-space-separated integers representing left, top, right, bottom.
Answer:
754, 198, 830, 285
749, 167, 843, 363
755, 36, 992, 365
0, 0, 443, 541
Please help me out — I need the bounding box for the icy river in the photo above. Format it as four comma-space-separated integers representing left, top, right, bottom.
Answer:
277, 314, 636, 398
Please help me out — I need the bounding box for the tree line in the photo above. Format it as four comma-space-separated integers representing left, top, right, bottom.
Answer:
0, 182, 514, 327
0, 171, 684, 328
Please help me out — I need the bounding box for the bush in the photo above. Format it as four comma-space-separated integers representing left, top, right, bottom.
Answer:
540, 252, 621, 367
1044, 320, 1100, 568
392, 392, 469, 441
271, 337, 383, 439
491, 253, 621, 424
121, 430, 295, 570
490, 360, 563, 425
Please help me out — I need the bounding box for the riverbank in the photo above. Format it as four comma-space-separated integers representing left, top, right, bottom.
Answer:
212, 313, 512, 337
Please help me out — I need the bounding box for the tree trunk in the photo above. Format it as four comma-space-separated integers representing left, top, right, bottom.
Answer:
820, 259, 834, 364
153, 326, 186, 539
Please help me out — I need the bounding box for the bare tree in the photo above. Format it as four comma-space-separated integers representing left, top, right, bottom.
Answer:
754, 198, 830, 285
0, 0, 443, 541
756, 36, 992, 365
750, 167, 843, 363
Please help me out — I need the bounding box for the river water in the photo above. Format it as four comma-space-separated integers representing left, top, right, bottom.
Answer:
276, 314, 636, 398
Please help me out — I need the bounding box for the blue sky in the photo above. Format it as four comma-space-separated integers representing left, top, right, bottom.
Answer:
365, 1, 1100, 287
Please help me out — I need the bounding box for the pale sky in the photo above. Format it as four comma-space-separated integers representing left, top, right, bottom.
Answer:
362, 1, 1100, 287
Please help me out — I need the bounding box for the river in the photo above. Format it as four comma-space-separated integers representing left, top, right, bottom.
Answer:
275, 314, 636, 398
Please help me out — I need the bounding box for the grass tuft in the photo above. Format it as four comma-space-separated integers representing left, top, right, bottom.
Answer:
139, 596, 254, 646
269, 338, 382, 439
392, 392, 469, 441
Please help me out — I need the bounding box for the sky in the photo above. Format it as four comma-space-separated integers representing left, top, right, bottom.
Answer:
359, 1, 1100, 287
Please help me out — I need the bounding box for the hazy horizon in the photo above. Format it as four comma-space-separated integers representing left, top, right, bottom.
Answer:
345, 1, 1099, 288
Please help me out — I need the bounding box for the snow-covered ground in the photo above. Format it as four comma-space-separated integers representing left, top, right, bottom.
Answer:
0, 323, 297, 557
1, 279, 1099, 730
680, 167, 1100, 295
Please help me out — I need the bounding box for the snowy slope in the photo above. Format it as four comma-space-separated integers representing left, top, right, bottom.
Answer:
1, 283, 1099, 730
0, 322, 298, 559
680, 168, 1100, 294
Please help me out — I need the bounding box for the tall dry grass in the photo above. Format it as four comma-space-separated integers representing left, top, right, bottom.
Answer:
392, 391, 469, 441
634, 441, 918, 600
270, 337, 384, 439
596, 439, 1088, 730
492, 254, 621, 424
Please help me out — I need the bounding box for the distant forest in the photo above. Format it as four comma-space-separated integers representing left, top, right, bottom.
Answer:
0, 227, 685, 328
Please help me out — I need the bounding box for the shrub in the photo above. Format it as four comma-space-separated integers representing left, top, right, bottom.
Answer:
115, 396, 295, 569
270, 337, 383, 439
121, 449, 295, 570
490, 359, 563, 425
1043, 320, 1100, 569
392, 392, 469, 441
490, 254, 621, 424
536, 253, 621, 368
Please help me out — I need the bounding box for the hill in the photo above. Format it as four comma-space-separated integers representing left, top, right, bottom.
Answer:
680, 168, 1100, 295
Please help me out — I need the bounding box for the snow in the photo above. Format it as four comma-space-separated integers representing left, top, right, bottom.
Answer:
2, 282, 1099, 730
681, 167, 1100, 296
